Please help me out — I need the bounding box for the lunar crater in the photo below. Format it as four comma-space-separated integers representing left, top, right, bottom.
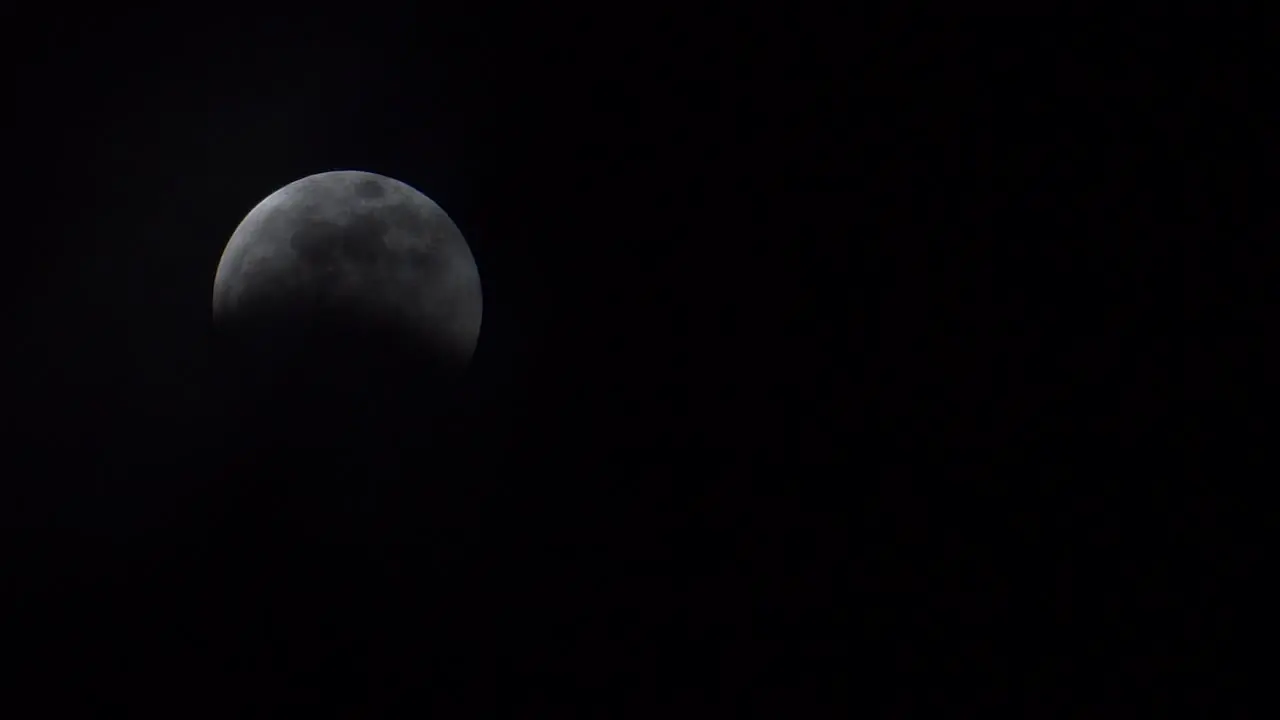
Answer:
353, 177, 386, 199
382, 203, 433, 244
288, 215, 391, 269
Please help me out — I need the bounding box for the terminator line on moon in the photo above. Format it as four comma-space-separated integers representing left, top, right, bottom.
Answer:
212, 170, 483, 371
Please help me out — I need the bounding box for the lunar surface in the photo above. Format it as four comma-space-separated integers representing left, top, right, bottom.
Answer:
212, 170, 482, 374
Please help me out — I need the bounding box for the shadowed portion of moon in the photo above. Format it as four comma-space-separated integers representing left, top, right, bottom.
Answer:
215, 304, 464, 428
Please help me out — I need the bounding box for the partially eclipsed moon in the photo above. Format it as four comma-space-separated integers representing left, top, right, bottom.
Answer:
212, 170, 483, 371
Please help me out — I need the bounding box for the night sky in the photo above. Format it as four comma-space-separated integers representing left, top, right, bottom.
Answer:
2, 13, 1241, 716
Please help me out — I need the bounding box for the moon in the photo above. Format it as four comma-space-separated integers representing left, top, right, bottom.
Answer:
212, 170, 483, 378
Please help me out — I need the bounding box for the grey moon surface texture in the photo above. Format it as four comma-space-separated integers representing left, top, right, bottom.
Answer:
212, 170, 482, 369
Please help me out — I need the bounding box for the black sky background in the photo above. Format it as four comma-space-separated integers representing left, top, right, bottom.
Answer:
1, 13, 1252, 715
